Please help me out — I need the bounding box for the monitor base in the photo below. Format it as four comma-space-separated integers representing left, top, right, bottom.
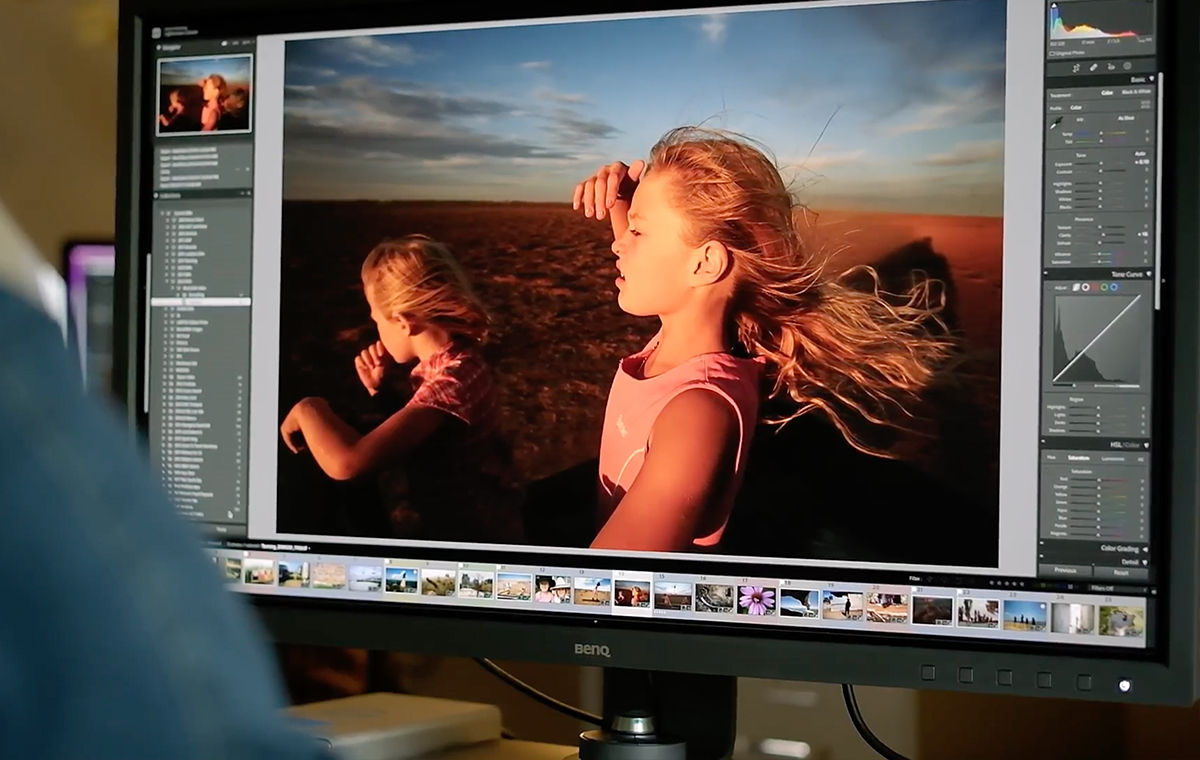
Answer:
568, 669, 736, 760
572, 724, 686, 759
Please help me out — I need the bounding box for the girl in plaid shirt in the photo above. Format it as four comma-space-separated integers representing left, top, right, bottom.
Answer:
280, 235, 516, 542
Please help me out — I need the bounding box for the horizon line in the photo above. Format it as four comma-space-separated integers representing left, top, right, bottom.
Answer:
280, 197, 1005, 219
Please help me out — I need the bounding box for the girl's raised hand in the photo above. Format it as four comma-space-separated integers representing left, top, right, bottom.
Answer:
355, 340, 390, 395
572, 159, 646, 225
280, 401, 307, 453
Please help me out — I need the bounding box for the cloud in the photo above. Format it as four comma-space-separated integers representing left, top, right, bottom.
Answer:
916, 139, 1004, 167
877, 82, 1003, 136
540, 107, 621, 145
283, 73, 621, 164
520, 60, 552, 70
288, 76, 513, 121
842, 3, 1005, 121
284, 114, 574, 162
282, 74, 583, 166
324, 35, 419, 67
285, 84, 319, 98
789, 148, 866, 172
943, 44, 1008, 74
286, 63, 339, 79
700, 14, 728, 44
420, 155, 487, 168
533, 86, 588, 105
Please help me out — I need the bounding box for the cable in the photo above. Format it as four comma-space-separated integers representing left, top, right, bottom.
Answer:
473, 657, 604, 726
841, 684, 913, 760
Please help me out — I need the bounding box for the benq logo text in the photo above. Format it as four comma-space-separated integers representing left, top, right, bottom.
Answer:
574, 643, 612, 658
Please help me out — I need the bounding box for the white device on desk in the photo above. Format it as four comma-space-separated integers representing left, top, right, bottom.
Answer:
287, 692, 507, 760
423, 739, 578, 760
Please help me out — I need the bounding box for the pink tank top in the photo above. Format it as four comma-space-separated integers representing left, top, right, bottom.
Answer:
598, 335, 765, 547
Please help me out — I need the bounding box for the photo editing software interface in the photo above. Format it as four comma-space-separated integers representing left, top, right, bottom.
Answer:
140, 0, 1163, 652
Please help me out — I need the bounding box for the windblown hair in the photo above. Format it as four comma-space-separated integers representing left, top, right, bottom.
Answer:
168, 84, 205, 121
647, 127, 957, 456
360, 234, 490, 343
222, 86, 249, 116
203, 73, 228, 99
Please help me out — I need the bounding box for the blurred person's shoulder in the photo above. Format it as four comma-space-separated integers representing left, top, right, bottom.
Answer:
0, 202, 66, 334
0, 256, 326, 760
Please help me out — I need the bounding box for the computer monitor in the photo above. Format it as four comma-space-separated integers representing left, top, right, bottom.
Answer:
113, 0, 1199, 749
64, 240, 117, 394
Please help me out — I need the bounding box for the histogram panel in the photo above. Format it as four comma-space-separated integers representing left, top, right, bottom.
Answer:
1047, 0, 1155, 59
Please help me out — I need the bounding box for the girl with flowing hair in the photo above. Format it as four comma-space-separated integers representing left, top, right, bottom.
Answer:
571, 127, 955, 552
280, 234, 518, 541
200, 73, 228, 131
158, 84, 204, 132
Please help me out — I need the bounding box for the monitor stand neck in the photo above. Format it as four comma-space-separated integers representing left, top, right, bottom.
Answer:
572, 669, 737, 760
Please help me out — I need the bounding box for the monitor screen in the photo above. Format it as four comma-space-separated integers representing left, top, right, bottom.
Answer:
65, 241, 116, 394
119, 0, 1194, 700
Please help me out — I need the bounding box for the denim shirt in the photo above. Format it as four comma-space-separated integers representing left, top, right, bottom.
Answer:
0, 286, 327, 759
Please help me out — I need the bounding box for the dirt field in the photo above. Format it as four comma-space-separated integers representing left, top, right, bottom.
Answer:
497, 579, 532, 599
574, 589, 611, 606
278, 200, 1002, 486
279, 200, 647, 486
275, 200, 1004, 561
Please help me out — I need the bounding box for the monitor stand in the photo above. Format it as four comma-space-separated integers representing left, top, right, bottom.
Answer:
570, 669, 737, 760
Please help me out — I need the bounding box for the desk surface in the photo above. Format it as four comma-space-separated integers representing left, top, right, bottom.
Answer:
423, 739, 576, 760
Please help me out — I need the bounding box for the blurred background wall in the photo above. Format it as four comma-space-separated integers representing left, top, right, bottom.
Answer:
0, 1, 1195, 757
0, 0, 118, 263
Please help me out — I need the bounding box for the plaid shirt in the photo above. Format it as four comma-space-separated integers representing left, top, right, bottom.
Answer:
408, 340, 497, 433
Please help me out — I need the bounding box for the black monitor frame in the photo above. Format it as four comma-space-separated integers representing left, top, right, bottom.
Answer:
114, 0, 1200, 706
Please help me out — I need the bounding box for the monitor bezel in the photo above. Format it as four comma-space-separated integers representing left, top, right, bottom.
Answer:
114, 0, 1200, 705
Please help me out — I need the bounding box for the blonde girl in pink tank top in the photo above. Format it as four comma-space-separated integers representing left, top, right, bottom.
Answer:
571, 127, 956, 552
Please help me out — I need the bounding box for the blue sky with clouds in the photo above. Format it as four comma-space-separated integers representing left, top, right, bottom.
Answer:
282, 0, 1006, 215
160, 54, 252, 86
